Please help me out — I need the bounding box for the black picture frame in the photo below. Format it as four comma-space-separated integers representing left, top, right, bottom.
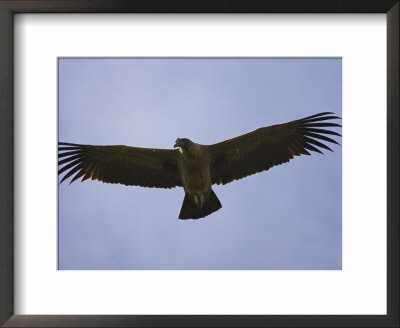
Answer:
0, 1, 398, 327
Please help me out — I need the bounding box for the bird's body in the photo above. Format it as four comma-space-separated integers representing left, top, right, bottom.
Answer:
58, 112, 341, 220
175, 140, 221, 219
177, 142, 211, 207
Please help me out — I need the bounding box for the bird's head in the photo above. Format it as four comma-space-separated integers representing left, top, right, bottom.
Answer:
174, 138, 193, 151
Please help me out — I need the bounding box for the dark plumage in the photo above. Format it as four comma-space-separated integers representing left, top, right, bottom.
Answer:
58, 112, 341, 219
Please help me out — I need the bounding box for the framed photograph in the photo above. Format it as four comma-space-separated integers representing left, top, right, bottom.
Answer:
57, 57, 342, 271
0, 1, 398, 327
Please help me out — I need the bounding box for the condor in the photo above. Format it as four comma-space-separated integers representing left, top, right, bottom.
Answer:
58, 112, 341, 219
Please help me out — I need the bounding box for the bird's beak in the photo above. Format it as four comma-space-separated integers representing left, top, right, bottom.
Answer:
174, 139, 180, 148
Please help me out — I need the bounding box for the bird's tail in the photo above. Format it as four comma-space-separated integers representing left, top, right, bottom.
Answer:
179, 190, 222, 220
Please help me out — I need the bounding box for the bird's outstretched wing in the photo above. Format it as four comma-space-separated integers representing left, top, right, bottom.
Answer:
208, 112, 341, 185
58, 143, 182, 188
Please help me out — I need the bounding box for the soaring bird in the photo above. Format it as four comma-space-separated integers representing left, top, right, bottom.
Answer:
58, 112, 341, 220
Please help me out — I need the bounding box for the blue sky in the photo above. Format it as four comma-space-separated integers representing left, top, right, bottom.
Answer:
58, 58, 342, 270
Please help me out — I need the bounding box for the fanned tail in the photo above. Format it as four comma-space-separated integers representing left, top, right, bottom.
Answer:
179, 190, 222, 220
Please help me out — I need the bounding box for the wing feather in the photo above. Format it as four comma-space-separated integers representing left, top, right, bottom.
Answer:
58, 142, 182, 188
208, 112, 341, 185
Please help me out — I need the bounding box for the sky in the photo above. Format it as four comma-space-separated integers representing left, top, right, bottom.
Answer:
58, 58, 342, 270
